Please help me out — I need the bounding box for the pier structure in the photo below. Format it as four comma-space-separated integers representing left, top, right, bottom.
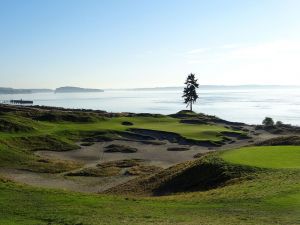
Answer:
0, 99, 34, 105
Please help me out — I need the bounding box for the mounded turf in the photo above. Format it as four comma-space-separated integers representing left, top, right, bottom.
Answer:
221, 146, 300, 169
0, 109, 239, 172
41, 116, 235, 142
1, 106, 300, 224
1, 154, 300, 225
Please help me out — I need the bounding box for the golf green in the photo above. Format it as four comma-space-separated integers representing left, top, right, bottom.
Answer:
221, 146, 300, 169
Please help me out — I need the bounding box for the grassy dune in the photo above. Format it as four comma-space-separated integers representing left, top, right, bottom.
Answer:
0, 152, 299, 224
38, 116, 234, 142
1, 107, 299, 224
0, 110, 237, 172
0, 113, 234, 141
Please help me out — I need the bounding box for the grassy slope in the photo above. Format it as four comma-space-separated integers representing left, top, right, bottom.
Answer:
106, 154, 258, 196
0, 114, 233, 141
221, 146, 300, 169
40, 116, 233, 142
0, 152, 300, 224
0, 112, 234, 172
1, 109, 299, 224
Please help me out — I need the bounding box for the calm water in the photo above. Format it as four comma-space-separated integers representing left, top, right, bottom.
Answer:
1, 86, 300, 125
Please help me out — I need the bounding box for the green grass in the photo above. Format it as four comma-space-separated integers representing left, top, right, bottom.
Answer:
0, 112, 236, 173
2, 110, 299, 224
36, 116, 233, 142
117, 117, 232, 141
221, 146, 300, 169
0, 154, 300, 225
0, 114, 234, 141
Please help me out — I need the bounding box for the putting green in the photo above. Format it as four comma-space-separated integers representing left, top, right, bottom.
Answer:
221, 146, 300, 169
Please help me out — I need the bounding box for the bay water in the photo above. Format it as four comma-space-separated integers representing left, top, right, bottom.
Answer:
1, 86, 300, 125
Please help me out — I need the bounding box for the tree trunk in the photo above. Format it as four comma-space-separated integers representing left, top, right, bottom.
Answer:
190, 102, 192, 111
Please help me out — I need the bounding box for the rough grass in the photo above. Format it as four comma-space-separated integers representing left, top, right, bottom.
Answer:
120, 117, 235, 142
66, 166, 121, 177
106, 153, 258, 196
66, 159, 161, 177
0, 107, 298, 224
0, 108, 240, 174
0, 133, 80, 172
104, 144, 138, 153
39, 116, 237, 143
0, 118, 34, 132
221, 146, 300, 169
0, 155, 299, 225
4, 135, 79, 152
125, 165, 162, 176
24, 158, 82, 173
256, 135, 300, 146
0, 108, 239, 145
33, 111, 103, 123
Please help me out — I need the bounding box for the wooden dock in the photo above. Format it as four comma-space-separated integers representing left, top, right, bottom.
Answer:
9, 100, 33, 105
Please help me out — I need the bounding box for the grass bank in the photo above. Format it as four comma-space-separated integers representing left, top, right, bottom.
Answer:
1, 149, 299, 225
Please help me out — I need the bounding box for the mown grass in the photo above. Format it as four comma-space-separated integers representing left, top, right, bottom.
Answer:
0, 112, 235, 172
0, 154, 299, 225
1, 109, 299, 224
37, 116, 234, 142
0, 113, 234, 142
221, 146, 300, 169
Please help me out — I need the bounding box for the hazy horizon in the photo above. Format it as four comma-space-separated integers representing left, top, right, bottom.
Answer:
1, 84, 300, 91
1, 0, 300, 89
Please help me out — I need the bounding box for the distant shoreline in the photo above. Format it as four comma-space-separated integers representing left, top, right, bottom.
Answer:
0, 86, 104, 95
1, 85, 299, 94
105, 85, 300, 91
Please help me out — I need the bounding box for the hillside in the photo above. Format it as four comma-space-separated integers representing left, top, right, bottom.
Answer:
0, 87, 31, 94
0, 87, 53, 94
1, 147, 299, 224
0, 105, 299, 224
55, 86, 104, 93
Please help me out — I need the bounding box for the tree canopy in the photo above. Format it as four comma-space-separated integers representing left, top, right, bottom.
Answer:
262, 117, 275, 127
182, 73, 199, 111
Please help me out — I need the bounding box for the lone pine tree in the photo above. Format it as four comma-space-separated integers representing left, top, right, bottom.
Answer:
182, 73, 199, 111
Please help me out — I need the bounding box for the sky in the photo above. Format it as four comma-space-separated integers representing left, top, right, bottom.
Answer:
0, 0, 300, 89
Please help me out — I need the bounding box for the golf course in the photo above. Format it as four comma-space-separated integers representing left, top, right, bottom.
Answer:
2, 1, 300, 224
0, 104, 299, 224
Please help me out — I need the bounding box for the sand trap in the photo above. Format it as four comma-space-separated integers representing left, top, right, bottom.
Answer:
1, 127, 275, 193
0, 168, 134, 193
36, 140, 211, 168
0, 140, 210, 193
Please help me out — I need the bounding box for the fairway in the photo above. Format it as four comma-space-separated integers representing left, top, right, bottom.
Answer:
19, 116, 234, 142
221, 146, 300, 169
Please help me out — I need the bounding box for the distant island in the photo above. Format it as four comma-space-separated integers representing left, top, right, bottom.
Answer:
0, 86, 104, 94
30, 89, 54, 93
1, 85, 299, 95
0, 88, 31, 94
0, 87, 53, 94
55, 86, 104, 93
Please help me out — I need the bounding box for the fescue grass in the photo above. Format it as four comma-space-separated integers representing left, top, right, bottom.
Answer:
0, 112, 236, 172
0, 114, 234, 142
38, 116, 234, 142
0, 153, 299, 224
1, 109, 299, 224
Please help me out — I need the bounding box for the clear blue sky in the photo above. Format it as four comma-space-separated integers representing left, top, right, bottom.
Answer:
0, 0, 300, 88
